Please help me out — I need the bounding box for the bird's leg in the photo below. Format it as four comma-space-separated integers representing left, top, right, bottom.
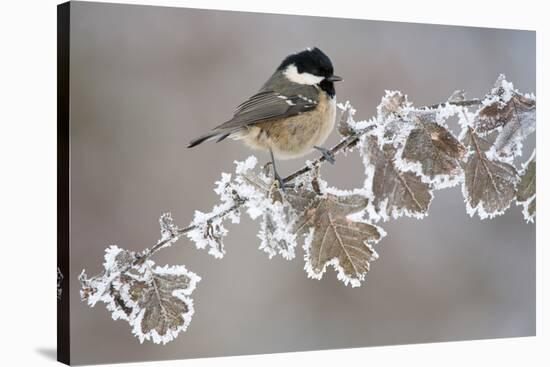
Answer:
269, 149, 292, 192
314, 146, 335, 164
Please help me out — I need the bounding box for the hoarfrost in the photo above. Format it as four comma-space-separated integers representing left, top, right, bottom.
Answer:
186, 210, 228, 259
157, 212, 179, 249
79, 246, 201, 345
475, 75, 536, 161
79, 77, 536, 346
515, 150, 536, 222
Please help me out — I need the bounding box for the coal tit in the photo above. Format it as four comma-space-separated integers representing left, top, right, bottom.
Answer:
188, 47, 343, 188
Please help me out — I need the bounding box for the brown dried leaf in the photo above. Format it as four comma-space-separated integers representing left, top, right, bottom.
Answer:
285, 185, 318, 212
447, 89, 466, 103
401, 115, 466, 184
364, 135, 433, 220
516, 154, 536, 202
337, 103, 355, 136
378, 90, 409, 120
462, 128, 518, 219
79, 246, 200, 345
477, 92, 535, 133
475, 77, 536, 158
294, 193, 383, 287
516, 152, 536, 222
527, 199, 536, 219
122, 264, 198, 344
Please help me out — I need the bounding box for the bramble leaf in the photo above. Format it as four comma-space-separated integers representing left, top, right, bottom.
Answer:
79, 246, 201, 344
399, 114, 466, 187
377, 90, 410, 120
294, 193, 383, 287
119, 264, 198, 344
475, 75, 536, 159
461, 128, 518, 219
362, 135, 433, 220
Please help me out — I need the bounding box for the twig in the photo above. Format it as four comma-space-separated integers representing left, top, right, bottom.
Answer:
424, 99, 482, 110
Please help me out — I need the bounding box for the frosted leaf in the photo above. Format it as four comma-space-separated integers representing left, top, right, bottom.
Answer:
516, 150, 536, 222
186, 211, 228, 259
447, 89, 466, 103
117, 264, 200, 344
185, 165, 247, 259
397, 114, 466, 188
491, 93, 535, 159
476, 75, 524, 131
377, 90, 410, 121
255, 173, 303, 260
223, 155, 305, 260
524, 199, 536, 223
294, 193, 384, 287
80, 246, 138, 307
285, 182, 318, 212
361, 135, 433, 221
79, 246, 201, 344
213, 172, 241, 224
336, 100, 375, 133
157, 212, 179, 249
461, 128, 518, 219
258, 201, 297, 260
375, 116, 415, 148
475, 75, 536, 159
336, 100, 356, 136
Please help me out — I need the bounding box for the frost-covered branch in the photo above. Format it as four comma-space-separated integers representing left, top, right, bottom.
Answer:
80, 75, 535, 345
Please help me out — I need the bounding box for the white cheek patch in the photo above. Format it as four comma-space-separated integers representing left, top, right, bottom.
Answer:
283, 64, 324, 85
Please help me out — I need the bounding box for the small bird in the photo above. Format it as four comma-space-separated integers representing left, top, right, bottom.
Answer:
188, 47, 343, 189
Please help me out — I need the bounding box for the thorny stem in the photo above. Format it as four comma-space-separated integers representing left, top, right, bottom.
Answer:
130, 98, 482, 268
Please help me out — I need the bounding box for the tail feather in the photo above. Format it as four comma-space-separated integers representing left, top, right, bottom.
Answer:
188, 131, 220, 148
216, 133, 231, 143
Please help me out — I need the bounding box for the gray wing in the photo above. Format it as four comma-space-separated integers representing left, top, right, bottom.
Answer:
213, 89, 319, 131
188, 84, 319, 148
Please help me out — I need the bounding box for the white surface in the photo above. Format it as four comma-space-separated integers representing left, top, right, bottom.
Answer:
0, 0, 546, 365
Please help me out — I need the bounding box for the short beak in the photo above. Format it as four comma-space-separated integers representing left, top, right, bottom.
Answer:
326, 75, 343, 82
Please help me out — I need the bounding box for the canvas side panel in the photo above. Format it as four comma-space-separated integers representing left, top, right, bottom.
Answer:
57, 2, 70, 365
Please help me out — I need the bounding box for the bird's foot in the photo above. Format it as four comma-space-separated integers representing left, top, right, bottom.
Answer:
273, 172, 294, 193
314, 146, 335, 164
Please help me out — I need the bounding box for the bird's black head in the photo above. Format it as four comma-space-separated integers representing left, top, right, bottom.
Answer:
277, 47, 342, 97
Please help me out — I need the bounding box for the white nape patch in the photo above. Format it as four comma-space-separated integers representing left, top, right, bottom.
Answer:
283, 64, 324, 85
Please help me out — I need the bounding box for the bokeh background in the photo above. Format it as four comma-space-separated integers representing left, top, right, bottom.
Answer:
68, 1, 536, 365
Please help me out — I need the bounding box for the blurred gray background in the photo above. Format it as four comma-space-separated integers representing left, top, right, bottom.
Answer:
68, 1, 536, 365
